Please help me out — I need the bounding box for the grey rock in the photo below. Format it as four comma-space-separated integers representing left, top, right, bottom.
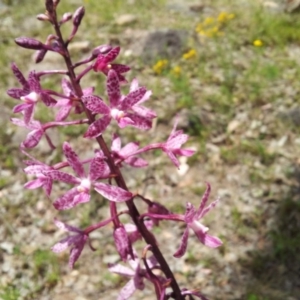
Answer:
140, 29, 189, 63
285, 0, 300, 13
280, 107, 300, 126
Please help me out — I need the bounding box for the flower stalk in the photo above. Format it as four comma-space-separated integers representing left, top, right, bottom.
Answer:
7, 1, 222, 299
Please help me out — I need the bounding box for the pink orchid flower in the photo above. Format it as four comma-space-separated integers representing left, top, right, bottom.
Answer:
141, 183, 222, 257
92, 46, 130, 83
111, 134, 148, 168
82, 70, 153, 138
55, 78, 94, 121
7, 63, 56, 124
45, 142, 133, 210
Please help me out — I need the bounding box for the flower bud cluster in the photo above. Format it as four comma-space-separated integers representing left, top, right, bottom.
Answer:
7, 1, 222, 299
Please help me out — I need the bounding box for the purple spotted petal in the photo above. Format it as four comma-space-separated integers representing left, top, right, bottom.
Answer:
13, 103, 32, 114
117, 73, 128, 84
68, 236, 87, 269
120, 87, 147, 110
193, 229, 223, 248
51, 235, 75, 253
24, 178, 44, 190
173, 148, 195, 157
51, 219, 87, 269
61, 78, 72, 96
125, 113, 152, 130
93, 182, 133, 202
54, 219, 83, 233
63, 142, 85, 178
107, 70, 121, 107
55, 105, 72, 121
124, 157, 148, 168
53, 187, 80, 210
22, 129, 44, 148
114, 226, 133, 261
108, 264, 135, 276
106, 46, 120, 63
117, 116, 135, 128
89, 156, 109, 181
41, 92, 57, 106
166, 151, 180, 168
23, 105, 34, 124
28, 71, 41, 93
196, 183, 211, 218
11, 63, 29, 88
111, 134, 121, 152
200, 198, 220, 219
28, 71, 42, 94
82, 86, 94, 95
82, 95, 110, 114
7, 87, 28, 99
84, 115, 111, 138
118, 279, 136, 300
44, 170, 79, 184
111, 63, 130, 74
24, 164, 49, 175
132, 105, 157, 119
119, 142, 139, 157
173, 226, 189, 258
43, 178, 53, 196
167, 133, 189, 149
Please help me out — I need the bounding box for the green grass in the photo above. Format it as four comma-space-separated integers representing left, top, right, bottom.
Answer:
246, 294, 269, 300
0, 285, 20, 300
32, 249, 60, 286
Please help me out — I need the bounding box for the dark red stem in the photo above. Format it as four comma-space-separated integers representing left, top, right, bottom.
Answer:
50, 7, 183, 300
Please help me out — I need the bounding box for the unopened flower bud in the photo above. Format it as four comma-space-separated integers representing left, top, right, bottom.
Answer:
53, 0, 60, 6
113, 226, 133, 261
148, 201, 170, 215
45, 0, 54, 13
35, 49, 47, 63
15, 37, 45, 50
60, 12, 72, 24
36, 13, 50, 22
73, 6, 85, 27
92, 45, 112, 57
50, 40, 62, 52
148, 201, 170, 226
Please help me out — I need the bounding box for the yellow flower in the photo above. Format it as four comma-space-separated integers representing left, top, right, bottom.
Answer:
253, 39, 263, 47
172, 66, 181, 76
152, 59, 168, 74
182, 49, 197, 60
195, 23, 203, 33
200, 26, 220, 38
197, 29, 206, 36
217, 12, 235, 23
203, 17, 215, 26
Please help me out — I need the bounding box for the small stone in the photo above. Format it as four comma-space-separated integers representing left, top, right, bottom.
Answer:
102, 254, 120, 264
227, 119, 241, 133
68, 41, 90, 52
263, 1, 281, 12
115, 14, 137, 26
0, 242, 14, 254
206, 143, 220, 154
